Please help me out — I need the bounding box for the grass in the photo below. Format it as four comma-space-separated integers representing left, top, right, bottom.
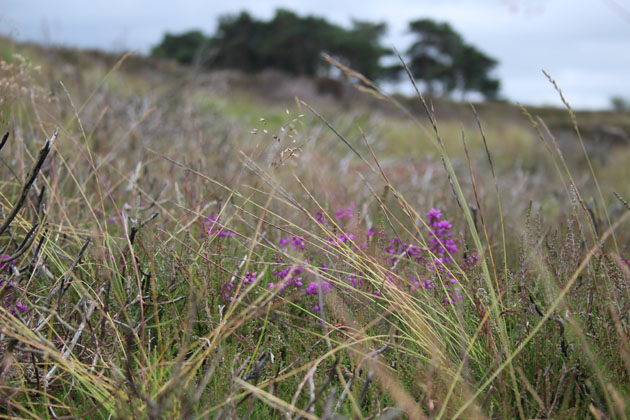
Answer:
0, 37, 629, 419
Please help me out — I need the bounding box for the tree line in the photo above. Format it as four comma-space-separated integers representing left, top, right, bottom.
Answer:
151, 9, 500, 99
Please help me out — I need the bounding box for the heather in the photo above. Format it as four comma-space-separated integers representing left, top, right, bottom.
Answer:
0, 39, 630, 420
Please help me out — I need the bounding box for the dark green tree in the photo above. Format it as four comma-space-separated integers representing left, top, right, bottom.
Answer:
150, 30, 209, 65
328, 20, 392, 80
611, 96, 630, 112
405, 18, 500, 99
406, 19, 464, 95
208, 11, 267, 72
258, 9, 336, 76
452, 44, 500, 99
152, 9, 393, 81
208, 9, 392, 79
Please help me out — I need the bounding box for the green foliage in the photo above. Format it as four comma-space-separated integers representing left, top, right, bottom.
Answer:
151, 9, 391, 80
406, 19, 464, 95
256, 9, 336, 76
405, 18, 500, 99
329, 20, 393, 80
150, 30, 209, 65
208, 11, 267, 72
209, 9, 392, 80
611, 95, 630, 112
149, 11, 502, 100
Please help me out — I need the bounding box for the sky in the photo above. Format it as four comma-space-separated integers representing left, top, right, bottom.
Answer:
2, 0, 629, 109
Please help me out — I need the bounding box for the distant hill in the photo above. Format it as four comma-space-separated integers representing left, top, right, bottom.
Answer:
2, 36, 629, 154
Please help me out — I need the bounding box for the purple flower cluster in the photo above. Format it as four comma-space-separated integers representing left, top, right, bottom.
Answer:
329, 232, 355, 246
225, 272, 257, 302
427, 208, 458, 263
367, 209, 463, 304
269, 264, 305, 292
305, 281, 332, 295
216, 205, 468, 313
385, 238, 403, 255
385, 238, 422, 260
335, 202, 355, 221
0, 255, 27, 314
280, 235, 305, 251
411, 274, 433, 291
267, 263, 334, 300
347, 274, 363, 288
205, 214, 236, 238
304, 208, 465, 303
0, 254, 16, 271
425, 209, 463, 304
244, 271, 257, 284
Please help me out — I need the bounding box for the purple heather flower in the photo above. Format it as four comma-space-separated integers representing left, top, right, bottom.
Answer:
15, 301, 27, 312
427, 208, 458, 263
316, 211, 327, 224
271, 265, 305, 291
0, 279, 14, 290
305, 281, 332, 295
348, 274, 363, 288
425, 209, 465, 305
426, 208, 442, 222
279, 236, 306, 251
244, 272, 257, 284
466, 252, 480, 267
407, 244, 422, 258
224, 272, 258, 302
205, 215, 235, 238
329, 232, 355, 246
292, 236, 305, 250
335, 202, 355, 221
0, 254, 16, 271
385, 238, 403, 255
367, 226, 376, 237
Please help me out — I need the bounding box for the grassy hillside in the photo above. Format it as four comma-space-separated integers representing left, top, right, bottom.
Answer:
1, 37, 629, 419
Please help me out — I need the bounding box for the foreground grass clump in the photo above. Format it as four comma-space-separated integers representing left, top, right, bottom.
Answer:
0, 42, 629, 419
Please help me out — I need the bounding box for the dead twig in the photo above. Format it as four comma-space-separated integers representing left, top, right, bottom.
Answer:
0, 131, 9, 152
0, 129, 57, 237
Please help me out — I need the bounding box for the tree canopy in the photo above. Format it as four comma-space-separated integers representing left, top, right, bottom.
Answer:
151, 10, 501, 100
203, 9, 391, 80
405, 18, 500, 99
150, 30, 208, 65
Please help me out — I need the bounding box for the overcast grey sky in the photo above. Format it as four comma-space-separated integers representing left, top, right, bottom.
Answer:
2, 0, 629, 109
